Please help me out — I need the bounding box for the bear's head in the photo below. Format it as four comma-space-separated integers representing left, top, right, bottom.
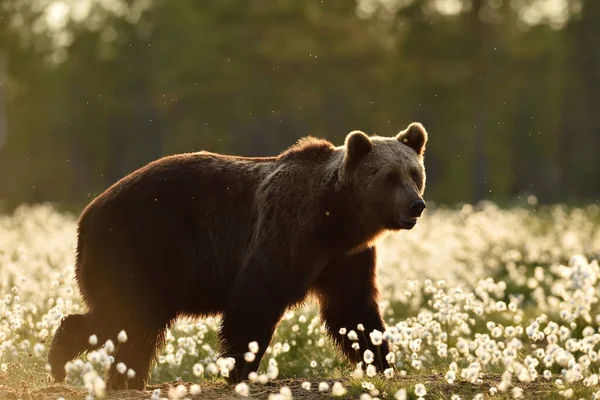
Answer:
342, 122, 428, 231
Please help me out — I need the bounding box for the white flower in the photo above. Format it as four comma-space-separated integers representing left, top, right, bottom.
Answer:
310, 360, 318, 368
366, 364, 376, 377
301, 381, 311, 391
339, 327, 347, 335
332, 382, 347, 397
206, 362, 218, 375
244, 352, 255, 362
414, 383, 426, 397
150, 389, 161, 400
248, 341, 259, 354
318, 382, 330, 392
357, 323, 365, 331
370, 329, 383, 346
446, 370, 456, 383
258, 374, 269, 384
116, 362, 126, 374
104, 340, 115, 354
394, 388, 407, 400
386, 351, 396, 364
384, 367, 394, 378
88, 335, 98, 346
192, 363, 204, 377
348, 330, 359, 341
190, 384, 201, 395
235, 382, 249, 397
363, 349, 374, 364
126, 368, 135, 379
117, 330, 128, 343
351, 362, 364, 379
267, 364, 278, 380
279, 386, 292, 400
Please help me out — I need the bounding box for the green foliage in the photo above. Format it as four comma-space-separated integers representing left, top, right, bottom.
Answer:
0, 0, 598, 210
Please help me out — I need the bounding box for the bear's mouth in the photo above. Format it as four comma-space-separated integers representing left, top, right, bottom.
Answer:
386, 215, 418, 230
398, 217, 417, 230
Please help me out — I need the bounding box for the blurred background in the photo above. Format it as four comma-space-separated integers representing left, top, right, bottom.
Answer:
0, 0, 598, 211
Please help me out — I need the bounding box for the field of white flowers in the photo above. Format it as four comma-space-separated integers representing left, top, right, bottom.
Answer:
0, 201, 599, 400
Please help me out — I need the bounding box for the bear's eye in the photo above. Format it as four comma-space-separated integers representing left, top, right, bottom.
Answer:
411, 170, 422, 187
385, 171, 401, 186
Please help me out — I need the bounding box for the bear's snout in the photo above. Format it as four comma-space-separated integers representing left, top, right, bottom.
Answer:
409, 199, 426, 218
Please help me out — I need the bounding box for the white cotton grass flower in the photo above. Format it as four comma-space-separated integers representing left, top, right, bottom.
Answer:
318, 382, 330, 392
363, 349, 374, 364
104, 340, 115, 354
446, 369, 456, 383
126, 368, 135, 379
267, 359, 279, 380
206, 362, 218, 375
332, 382, 347, 397
352, 362, 364, 379
168, 384, 187, 400
192, 363, 204, 377
88, 334, 98, 346
386, 351, 396, 364
366, 364, 377, 377
117, 330, 128, 343
235, 382, 249, 397
384, 367, 394, 379
189, 384, 201, 395
370, 329, 383, 345
414, 383, 426, 397
116, 362, 127, 374
512, 387, 524, 399
339, 327, 347, 335
248, 341, 259, 354
150, 389, 161, 400
244, 352, 255, 362
348, 330, 359, 341
279, 386, 292, 400
248, 372, 258, 382
301, 381, 311, 391
394, 388, 407, 400
357, 323, 365, 331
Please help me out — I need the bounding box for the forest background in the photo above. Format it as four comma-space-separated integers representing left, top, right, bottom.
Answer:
0, 0, 598, 211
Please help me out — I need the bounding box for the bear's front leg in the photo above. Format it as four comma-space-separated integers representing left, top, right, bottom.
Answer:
312, 246, 391, 372
219, 266, 308, 383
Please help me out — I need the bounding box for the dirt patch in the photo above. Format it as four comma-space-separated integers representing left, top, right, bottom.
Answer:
0, 379, 341, 400
0, 376, 573, 400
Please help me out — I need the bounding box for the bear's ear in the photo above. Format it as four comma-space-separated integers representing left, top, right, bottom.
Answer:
397, 122, 428, 156
344, 130, 372, 170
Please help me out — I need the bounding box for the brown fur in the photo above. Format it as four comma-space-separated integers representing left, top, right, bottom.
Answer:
48, 122, 429, 390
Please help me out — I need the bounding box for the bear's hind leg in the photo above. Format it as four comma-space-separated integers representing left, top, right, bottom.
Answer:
106, 320, 169, 391
48, 313, 95, 382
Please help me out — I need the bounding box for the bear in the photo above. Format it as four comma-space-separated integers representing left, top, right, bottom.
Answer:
48, 122, 428, 390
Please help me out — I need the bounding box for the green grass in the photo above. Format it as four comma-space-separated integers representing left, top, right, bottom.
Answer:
0, 202, 599, 399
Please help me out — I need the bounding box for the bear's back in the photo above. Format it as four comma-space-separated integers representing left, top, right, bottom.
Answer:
75, 152, 277, 314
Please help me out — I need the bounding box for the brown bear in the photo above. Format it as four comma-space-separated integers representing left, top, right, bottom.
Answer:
48, 122, 428, 390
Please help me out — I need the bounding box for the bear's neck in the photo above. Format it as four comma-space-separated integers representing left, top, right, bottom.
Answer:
316, 177, 384, 255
